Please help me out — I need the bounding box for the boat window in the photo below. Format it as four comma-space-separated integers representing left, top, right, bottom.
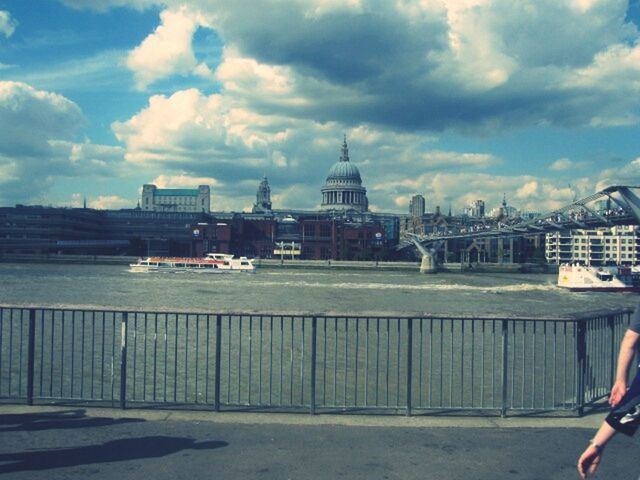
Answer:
596, 271, 613, 281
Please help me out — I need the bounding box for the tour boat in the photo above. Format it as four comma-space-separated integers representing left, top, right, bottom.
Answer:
557, 264, 640, 292
129, 253, 255, 273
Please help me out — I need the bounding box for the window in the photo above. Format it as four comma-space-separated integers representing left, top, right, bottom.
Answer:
319, 224, 331, 237
304, 224, 315, 237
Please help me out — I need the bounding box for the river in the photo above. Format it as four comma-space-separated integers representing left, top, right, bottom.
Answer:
0, 263, 637, 317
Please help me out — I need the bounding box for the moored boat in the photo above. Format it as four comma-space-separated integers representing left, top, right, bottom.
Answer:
557, 264, 640, 292
129, 253, 255, 273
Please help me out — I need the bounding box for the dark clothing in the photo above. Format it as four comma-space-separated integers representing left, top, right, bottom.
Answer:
606, 369, 640, 436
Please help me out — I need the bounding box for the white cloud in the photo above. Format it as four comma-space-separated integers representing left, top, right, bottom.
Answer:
0, 81, 128, 205
112, 88, 237, 165
550, 158, 573, 171
0, 10, 17, 38
596, 157, 640, 190
414, 151, 500, 169
127, 6, 210, 89
89, 195, 135, 209
151, 173, 220, 188
74, 0, 640, 132
549, 157, 589, 171
370, 171, 593, 214
515, 180, 539, 198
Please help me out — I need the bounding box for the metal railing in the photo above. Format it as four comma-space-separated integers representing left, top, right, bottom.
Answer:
0, 305, 633, 416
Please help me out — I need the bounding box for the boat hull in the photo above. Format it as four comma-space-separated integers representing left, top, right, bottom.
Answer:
558, 286, 640, 293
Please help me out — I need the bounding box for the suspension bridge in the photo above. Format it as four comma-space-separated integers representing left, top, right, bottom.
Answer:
399, 185, 640, 271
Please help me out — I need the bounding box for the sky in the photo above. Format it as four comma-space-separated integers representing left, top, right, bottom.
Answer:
0, 0, 639, 214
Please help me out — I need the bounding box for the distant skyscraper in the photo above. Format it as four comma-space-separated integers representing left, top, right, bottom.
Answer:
321, 135, 368, 212
141, 184, 210, 213
471, 200, 485, 218
409, 194, 425, 217
253, 175, 273, 213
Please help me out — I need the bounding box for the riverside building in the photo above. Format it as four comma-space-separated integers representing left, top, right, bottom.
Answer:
545, 226, 640, 266
141, 184, 210, 213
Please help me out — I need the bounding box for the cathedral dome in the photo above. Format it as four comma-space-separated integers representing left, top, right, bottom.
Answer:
320, 135, 368, 212
326, 160, 362, 184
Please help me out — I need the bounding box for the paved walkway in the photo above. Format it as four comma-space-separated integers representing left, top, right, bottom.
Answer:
0, 405, 638, 479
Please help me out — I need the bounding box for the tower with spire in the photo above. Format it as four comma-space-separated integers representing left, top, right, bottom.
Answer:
252, 175, 272, 213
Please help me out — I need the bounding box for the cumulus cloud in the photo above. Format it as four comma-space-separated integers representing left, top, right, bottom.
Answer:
132, 0, 638, 132
0, 81, 125, 205
371, 171, 594, 214
63, 192, 134, 210
59, 0, 640, 131
0, 10, 17, 38
596, 157, 640, 190
549, 157, 590, 171
151, 173, 220, 188
89, 195, 135, 209
127, 6, 211, 89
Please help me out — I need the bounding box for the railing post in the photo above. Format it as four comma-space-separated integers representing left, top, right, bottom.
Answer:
214, 314, 222, 412
576, 320, 587, 416
119, 312, 128, 410
501, 319, 508, 418
406, 317, 413, 417
607, 314, 616, 388
310, 316, 317, 415
27, 309, 36, 406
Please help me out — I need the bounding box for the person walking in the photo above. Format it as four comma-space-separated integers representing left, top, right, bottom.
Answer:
577, 305, 640, 479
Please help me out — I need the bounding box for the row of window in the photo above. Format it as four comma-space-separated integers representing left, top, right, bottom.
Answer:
571, 238, 638, 244
571, 246, 638, 251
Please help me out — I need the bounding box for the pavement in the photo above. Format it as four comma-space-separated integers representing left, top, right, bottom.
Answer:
0, 404, 639, 480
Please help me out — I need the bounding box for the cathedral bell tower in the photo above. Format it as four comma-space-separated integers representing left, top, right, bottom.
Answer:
253, 175, 273, 213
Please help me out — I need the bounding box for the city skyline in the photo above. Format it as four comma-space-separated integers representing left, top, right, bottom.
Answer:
1, 1, 640, 214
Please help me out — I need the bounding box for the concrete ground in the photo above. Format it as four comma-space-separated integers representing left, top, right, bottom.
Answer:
0, 405, 638, 480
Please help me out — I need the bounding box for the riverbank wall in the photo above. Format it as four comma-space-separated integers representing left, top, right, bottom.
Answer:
0, 253, 558, 273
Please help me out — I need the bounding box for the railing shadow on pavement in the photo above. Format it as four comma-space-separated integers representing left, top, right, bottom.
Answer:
0, 408, 145, 432
0, 435, 228, 474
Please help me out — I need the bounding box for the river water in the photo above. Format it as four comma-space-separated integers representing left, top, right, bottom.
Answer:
0, 263, 637, 317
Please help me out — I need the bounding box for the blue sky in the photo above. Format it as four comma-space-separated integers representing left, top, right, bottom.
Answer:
1, 0, 639, 214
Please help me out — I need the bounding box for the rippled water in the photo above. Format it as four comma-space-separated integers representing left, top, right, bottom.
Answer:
0, 262, 637, 316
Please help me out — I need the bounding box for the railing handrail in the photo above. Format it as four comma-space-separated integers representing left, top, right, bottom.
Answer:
0, 304, 632, 323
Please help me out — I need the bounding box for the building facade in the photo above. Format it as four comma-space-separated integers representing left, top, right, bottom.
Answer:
409, 194, 425, 217
470, 200, 485, 218
320, 136, 368, 212
141, 184, 210, 213
546, 226, 640, 266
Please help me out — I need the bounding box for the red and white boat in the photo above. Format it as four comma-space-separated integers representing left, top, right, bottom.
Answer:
129, 253, 255, 273
557, 264, 640, 292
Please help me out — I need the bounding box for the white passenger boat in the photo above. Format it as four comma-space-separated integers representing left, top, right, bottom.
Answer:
557, 264, 640, 292
129, 253, 255, 273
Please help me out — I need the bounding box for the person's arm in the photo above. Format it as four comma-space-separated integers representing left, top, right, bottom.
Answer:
577, 421, 617, 479
609, 329, 640, 406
